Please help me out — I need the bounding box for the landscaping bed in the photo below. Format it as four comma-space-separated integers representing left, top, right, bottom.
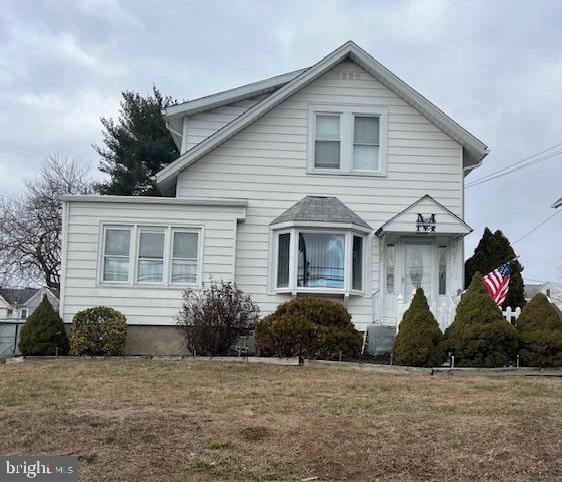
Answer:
1, 359, 562, 480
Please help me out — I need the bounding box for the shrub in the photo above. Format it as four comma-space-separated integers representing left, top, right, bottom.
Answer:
177, 280, 260, 356
392, 288, 444, 367
517, 294, 562, 367
19, 295, 69, 356
445, 272, 519, 367
70, 306, 128, 356
255, 297, 362, 359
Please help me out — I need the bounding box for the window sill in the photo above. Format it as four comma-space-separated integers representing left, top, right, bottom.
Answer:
273, 287, 365, 296
307, 168, 387, 178
97, 282, 201, 290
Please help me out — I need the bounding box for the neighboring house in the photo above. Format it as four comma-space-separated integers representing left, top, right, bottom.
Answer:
0, 287, 59, 357
524, 282, 562, 310
59, 41, 489, 355
0, 287, 59, 321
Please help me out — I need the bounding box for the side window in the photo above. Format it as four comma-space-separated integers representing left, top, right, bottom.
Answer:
276, 232, 291, 288
171, 231, 199, 284
438, 246, 447, 295
314, 114, 341, 169
20, 309, 28, 320
386, 244, 395, 294
103, 228, 131, 282
352, 235, 363, 291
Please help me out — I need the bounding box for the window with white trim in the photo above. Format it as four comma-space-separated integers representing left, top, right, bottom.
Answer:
273, 229, 366, 294
309, 104, 387, 175
20, 309, 28, 320
137, 228, 165, 283
101, 225, 201, 286
103, 228, 132, 282
171, 230, 199, 284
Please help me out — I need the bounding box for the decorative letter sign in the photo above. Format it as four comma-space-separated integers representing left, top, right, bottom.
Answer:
416, 214, 436, 232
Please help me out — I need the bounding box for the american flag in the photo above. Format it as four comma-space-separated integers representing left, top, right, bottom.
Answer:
482, 262, 512, 307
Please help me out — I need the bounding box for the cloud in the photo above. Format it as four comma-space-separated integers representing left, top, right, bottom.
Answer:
0, 0, 561, 281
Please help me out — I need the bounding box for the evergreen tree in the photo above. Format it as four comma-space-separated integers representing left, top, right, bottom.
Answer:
19, 295, 69, 356
95, 86, 179, 196
392, 288, 444, 367
465, 228, 525, 308
517, 293, 562, 367
446, 272, 519, 367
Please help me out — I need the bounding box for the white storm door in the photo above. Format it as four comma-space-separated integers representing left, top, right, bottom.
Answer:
403, 240, 434, 304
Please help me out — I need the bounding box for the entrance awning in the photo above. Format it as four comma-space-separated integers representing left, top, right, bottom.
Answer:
375, 195, 472, 237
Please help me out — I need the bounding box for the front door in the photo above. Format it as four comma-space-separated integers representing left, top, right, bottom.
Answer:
403, 240, 434, 305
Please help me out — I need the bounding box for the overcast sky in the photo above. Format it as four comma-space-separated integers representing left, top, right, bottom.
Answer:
1, 0, 561, 283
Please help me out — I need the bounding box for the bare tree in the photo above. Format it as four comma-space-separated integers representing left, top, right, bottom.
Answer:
0, 154, 93, 289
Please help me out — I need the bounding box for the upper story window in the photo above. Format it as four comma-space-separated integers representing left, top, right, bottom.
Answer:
6, 308, 13, 318
308, 104, 388, 176
101, 225, 201, 287
20, 309, 28, 320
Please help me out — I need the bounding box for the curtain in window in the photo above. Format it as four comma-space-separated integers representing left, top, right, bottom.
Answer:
404, 242, 433, 300
298, 233, 344, 288
137, 231, 164, 283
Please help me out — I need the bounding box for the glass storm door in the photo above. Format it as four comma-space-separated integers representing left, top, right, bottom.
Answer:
403, 240, 434, 303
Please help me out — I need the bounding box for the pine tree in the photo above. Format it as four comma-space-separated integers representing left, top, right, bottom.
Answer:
517, 293, 562, 367
392, 288, 444, 367
19, 295, 69, 356
446, 272, 519, 367
465, 228, 525, 308
95, 86, 179, 196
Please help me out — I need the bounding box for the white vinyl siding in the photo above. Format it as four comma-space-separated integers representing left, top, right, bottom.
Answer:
176, 60, 463, 330
61, 200, 244, 326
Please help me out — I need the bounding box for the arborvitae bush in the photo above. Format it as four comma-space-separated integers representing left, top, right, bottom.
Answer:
255, 297, 362, 359
70, 307, 128, 356
517, 293, 562, 367
392, 288, 444, 367
445, 272, 519, 367
19, 295, 68, 356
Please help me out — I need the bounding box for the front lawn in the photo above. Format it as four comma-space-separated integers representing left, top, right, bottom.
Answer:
1, 360, 561, 481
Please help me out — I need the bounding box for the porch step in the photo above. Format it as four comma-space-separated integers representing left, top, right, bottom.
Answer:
365, 325, 395, 356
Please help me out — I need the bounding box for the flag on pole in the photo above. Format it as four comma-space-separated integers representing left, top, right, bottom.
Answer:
482, 262, 512, 307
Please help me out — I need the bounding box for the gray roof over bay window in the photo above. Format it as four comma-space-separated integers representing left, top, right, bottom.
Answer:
270, 196, 371, 230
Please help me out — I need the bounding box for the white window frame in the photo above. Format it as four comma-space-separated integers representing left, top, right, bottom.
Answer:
270, 226, 369, 296
307, 104, 388, 176
6, 308, 13, 318
136, 227, 167, 285
98, 223, 203, 288
101, 225, 134, 284
20, 308, 28, 320
169, 228, 202, 287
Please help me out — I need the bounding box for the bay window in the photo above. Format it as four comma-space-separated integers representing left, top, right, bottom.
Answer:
309, 104, 387, 175
273, 229, 367, 294
101, 225, 201, 286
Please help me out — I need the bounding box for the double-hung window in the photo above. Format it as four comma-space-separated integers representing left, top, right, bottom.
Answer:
171, 230, 199, 284
137, 228, 165, 283
103, 228, 132, 282
274, 229, 367, 294
101, 225, 201, 286
309, 105, 387, 175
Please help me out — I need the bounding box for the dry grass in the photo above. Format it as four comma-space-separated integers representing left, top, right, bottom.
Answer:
1, 360, 561, 481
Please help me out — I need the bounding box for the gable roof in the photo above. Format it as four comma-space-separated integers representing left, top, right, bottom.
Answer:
156, 40, 489, 192
271, 196, 371, 230
553, 198, 562, 209
0, 288, 40, 306
375, 194, 472, 236
164, 68, 306, 120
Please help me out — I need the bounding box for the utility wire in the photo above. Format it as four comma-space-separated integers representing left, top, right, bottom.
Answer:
512, 209, 562, 245
466, 143, 562, 188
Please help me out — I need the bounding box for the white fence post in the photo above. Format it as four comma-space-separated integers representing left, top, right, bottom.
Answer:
502, 306, 521, 324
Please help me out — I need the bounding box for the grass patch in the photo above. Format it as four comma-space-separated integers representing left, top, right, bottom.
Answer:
0, 359, 561, 481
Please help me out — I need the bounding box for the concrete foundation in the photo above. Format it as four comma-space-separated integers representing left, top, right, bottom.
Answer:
124, 325, 189, 356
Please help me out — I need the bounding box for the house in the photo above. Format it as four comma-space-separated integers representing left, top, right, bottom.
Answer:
0, 287, 59, 357
524, 282, 562, 311
59, 41, 488, 355
0, 287, 59, 321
